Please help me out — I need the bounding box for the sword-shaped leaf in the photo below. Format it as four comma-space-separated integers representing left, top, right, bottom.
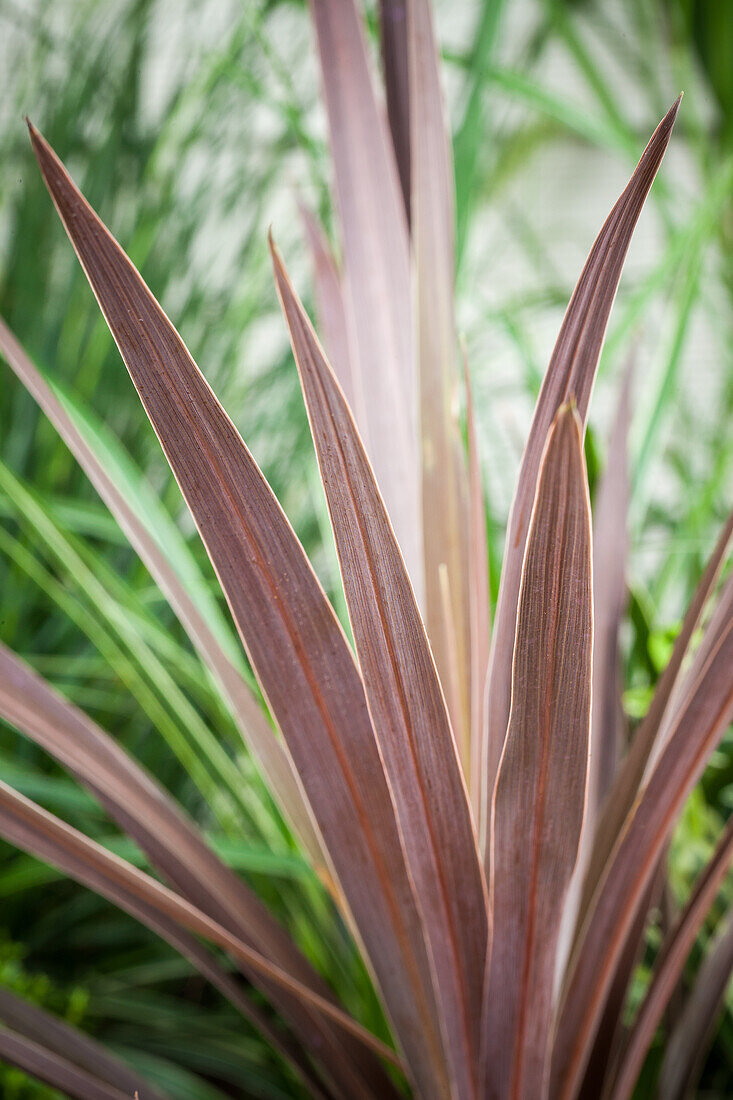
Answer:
298, 203, 355, 414
408, 0, 472, 771
0, 780, 399, 1073
464, 353, 491, 820
0, 1029, 134, 1100
552, 611, 733, 1100
0, 642, 389, 1099
0, 988, 168, 1100
378, 0, 411, 220
309, 0, 422, 599
590, 366, 632, 814
483, 99, 680, 836
654, 563, 733, 760
606, 815, 733, 1100
28, 121, 446, 1100
0, 316, 322, 869
577, 509, 733, 928
271, 239, 486, 1100
557, 365, 633, 988
482, 404, 593, 1099
659, 909, 733, 1099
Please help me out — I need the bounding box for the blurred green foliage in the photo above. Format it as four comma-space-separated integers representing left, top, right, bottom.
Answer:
0, 0, 731, 1094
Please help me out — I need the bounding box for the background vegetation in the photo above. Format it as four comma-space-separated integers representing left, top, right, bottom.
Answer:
1, 0, 731, 1094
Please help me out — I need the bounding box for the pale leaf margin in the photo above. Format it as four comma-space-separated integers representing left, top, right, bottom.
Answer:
605, 814, 733, 1100
482, 403, 593, 1098
0, 641, 395, 1098
482, 97, 681, 851
28, 119, 446, 1100
271, 235, 486, 1100
0, 314, 323, 871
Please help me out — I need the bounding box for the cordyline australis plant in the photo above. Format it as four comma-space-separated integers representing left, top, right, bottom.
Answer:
0, 2, 732, 1099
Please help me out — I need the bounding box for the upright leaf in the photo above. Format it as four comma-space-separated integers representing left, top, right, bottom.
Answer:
408, 0, 472, 770
654, 563, 733, 759
590, 365, 632, 816
483, 99, 680, 844
309, 0, 422, 599
28, 123, 447, 1100
556, 365, 633, 987
298, 203, 355, 411
0, 1029, 135, 1100
659, 909, 733, 1100
606, 815, 733, 1100
272, 241, 487, 1100
552, 612, 733, 1100
482, 404, 593, 1099
464, 351, 491, 818
379, 0, 411, 220
578, 509, 733, 927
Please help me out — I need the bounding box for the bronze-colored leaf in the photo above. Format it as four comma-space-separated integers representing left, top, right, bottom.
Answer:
408, 0, 472, 771
379, 0, 411, 220
0, 988, 167, 1100
0, 315, 322, 870
0, 642, 385, 1099
28, 121, 444, 1100
482, 404, 593, 1099
0, 780, 399, 1073
659, 908, 733, 1099
483, 99, 680, 841
464, 351, 491, 821
298, 203, 355, 415
0, 1028, 133, 1100
577, 509, 733, 928
272, 238, 486, 1100
557, 364, 633, 991
552, 610, 733, 1100
590, 365, 632, 813
309, 0, 422, 598
605, 815, 733, 1100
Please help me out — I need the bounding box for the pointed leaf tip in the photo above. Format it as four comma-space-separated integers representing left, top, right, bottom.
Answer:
482, 393, 592, 1097
29, 127, 447, 1098
483, 100, 679, 839
274, 244, 488, 1099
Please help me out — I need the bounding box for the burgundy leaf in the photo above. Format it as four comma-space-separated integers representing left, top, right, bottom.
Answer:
578, 509, 733, 928
28, 121, 445, 1100
298, 203, 355, 414
0, 315, 322, 869
0, 780, 400, 1073
552, 610, 733, 1100
483, 100, 681, 842
606, 815, 733, 1100
482, 404, 593, 1099
379, 0, 411, 220
590, 365, 632, 814
659, 907, 733, 1099
0, 1028, 134, 1100
0, 988, 167, 1100
557, 364, 633, 991
463, 350, 491, 820
408, 0, 472, 770
272, 238, 486, 1100
0, 642, 387, 1099
309, 0, 422, 598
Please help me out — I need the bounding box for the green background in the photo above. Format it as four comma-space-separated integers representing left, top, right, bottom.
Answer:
1, 0, 732, 1095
